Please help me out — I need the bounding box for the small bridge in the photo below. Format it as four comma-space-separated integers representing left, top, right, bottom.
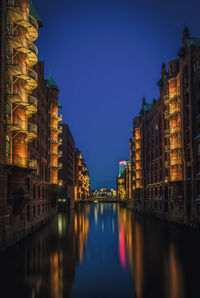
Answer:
75, 197, 125, 204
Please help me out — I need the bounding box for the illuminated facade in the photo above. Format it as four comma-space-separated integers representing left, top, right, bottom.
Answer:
118, 160, 129, 177
132, 117, 143, 196
6, 0, 39, 169
74, 148, 90, 200
117, 160, 130, 199
0, 0, 63, 250
126, 28, 200, 226
58, 124, 75, 208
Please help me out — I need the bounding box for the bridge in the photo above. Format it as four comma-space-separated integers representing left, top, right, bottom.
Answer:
75, 197, 126, 204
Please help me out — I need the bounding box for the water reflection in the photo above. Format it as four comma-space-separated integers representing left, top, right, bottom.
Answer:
0, 203, 200, 298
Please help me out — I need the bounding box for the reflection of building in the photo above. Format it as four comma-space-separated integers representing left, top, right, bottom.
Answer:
117, 206, 185, 298
74, 205, 90, 262
74, 148, 90, 200
58, 124, 75, 208
0, 204, 91, 298
125, 28, 200, 226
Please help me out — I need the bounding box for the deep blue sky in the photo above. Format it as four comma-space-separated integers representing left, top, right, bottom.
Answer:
34, 0, 200, 189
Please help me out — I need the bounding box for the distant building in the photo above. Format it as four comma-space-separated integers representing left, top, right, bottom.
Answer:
116, 161, 129, 199
92, 188, 116, 197
119, 160, 129, 177
74, 149, 90, 200
58, 124, 75, 208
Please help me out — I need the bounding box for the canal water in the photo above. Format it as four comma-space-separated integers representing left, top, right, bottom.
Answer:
0, 203, 200, 298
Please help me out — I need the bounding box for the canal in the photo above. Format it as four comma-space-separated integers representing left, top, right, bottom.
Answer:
0, 203, 200, 298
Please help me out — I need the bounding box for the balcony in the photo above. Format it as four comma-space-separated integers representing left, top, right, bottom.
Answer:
165, 129, 170, 138
135, 144, 140, 151
58, 113, 62, 122
51, 179, 58, 184
164, 94, 170, 104
165, 144, 170, 151
51, 124, 58, 132
7, 34, 38, 67
7, 120, 37, 139
165, 160, 170, 167
164, 94, 180, 104
51, 137, 58, 144
50, 150, 58, 156
7, 5, 38, 42
51, 113, 62, 122
135, 155, 141, 161
50, 162, 62, 169
58, 150, 62, 157
170, 171, 182, 181
169, 108, 180, 117
50, 163, 58, 169
170, 159, 182, 166
58, 125, 63, 134
58, 163, 62, 170
8, 154, 37, 170
170, 126, 181, 135
58, 138, 62, 145
164, 110, 170, 118
7, 63, 38, 91
170, 142, 181, 150
7, 92, 37, 115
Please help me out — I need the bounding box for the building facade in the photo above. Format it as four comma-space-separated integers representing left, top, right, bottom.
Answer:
58, 124, 75, 208
0, 0, 63, 251
123, 28, 200, 226
74, 148, 90, 200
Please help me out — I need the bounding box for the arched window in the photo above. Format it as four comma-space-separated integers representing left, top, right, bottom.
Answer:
6, 104, 11, 124
6, 135, 10, 164
183, 66, 189, 89
33, 184, 36, 200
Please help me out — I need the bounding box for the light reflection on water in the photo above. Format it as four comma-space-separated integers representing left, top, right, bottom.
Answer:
0, 203, 200, 298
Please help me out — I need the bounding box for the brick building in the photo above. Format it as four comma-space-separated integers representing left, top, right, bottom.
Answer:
58, 124, 75, 208
74, 148, 90, 200
0, 0, 63, 250
124, 27, 200, 226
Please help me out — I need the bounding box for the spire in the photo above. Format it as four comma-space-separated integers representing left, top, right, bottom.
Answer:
182, 26, 190, 48
29, 1, 43, 27
161, 62, 167, 75
142, 97, 146, 106
183, 26, 190, 39
46, 74, 58, 88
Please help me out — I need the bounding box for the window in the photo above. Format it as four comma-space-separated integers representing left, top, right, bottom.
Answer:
197, 162, 200, 174
186, 166, 191, 178
197, 143, 200, 156
197, 181, 200, 195
38, 186, 40, 200
6, 135, 10, 164
6, 104, 11, 124
33, 185, 36, 199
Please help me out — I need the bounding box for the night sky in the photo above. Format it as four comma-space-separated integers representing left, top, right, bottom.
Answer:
34, 0, 200, 190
